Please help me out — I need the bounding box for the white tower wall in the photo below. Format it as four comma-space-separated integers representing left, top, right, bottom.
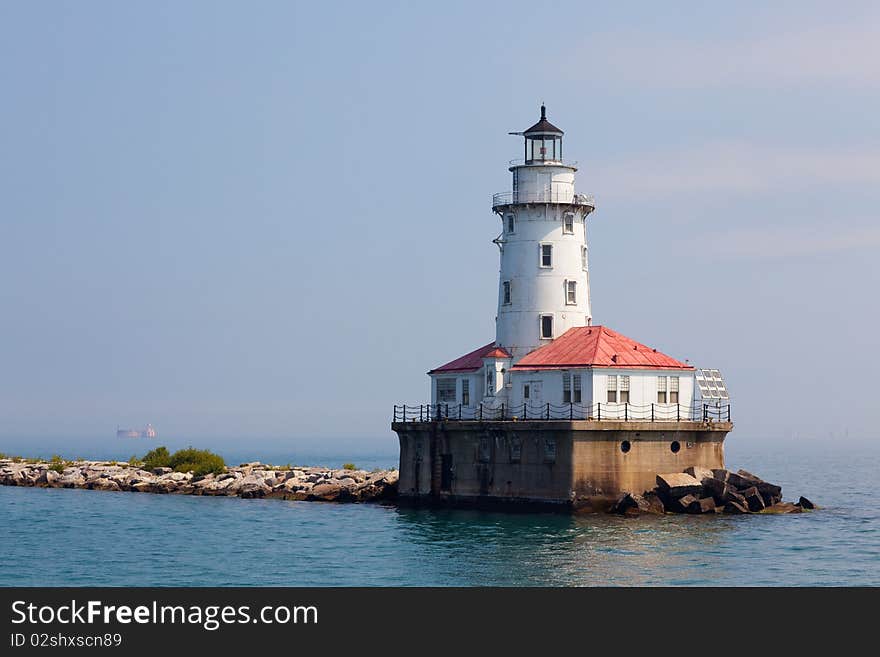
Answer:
491, 106, 596, 362
495, 196, 592, 360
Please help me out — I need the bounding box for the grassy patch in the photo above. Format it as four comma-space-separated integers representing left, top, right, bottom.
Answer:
342, 463, 357, 471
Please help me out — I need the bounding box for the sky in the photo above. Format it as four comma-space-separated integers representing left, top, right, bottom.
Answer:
1, 1, 878, 459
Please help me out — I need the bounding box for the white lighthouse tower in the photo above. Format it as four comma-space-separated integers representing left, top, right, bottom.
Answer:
492, 105, 595, 361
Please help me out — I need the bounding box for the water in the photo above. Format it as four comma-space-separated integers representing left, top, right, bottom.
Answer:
1, 439, 877, 586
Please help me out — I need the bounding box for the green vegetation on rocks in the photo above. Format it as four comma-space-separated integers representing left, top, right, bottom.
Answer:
137, 446, 226, 476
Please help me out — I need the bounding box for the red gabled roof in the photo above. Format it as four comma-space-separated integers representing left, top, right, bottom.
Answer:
429, 342, 510, 374
511, 326, 694, 371
484, 346, 512, 359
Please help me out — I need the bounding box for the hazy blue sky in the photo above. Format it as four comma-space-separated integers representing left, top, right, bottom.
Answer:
1, 1, 878, 458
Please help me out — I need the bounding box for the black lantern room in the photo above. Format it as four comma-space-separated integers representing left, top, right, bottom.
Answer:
520, 104, 563, 164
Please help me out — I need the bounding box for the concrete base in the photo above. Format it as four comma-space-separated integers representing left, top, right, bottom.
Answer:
392, 420, 731, 512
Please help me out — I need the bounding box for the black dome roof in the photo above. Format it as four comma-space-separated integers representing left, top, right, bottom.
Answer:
523, 105, 563, 136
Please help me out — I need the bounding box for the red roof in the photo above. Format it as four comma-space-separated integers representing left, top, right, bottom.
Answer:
429, 342, 510, 374
484, 347, 512, 359
511, 326, 693, 371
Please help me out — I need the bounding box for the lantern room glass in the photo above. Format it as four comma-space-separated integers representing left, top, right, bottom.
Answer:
525, 135, 562, 163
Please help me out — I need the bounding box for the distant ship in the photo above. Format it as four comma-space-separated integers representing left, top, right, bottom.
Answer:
116, 424, 157, 439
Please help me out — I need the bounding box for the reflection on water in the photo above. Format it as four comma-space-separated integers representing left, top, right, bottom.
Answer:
390, 507, 739, 586
1, 439, 878, 586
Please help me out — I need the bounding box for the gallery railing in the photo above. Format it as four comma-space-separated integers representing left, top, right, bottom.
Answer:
392, 401, 731, 423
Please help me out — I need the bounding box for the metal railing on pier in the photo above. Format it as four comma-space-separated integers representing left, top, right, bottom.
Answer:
392, 401, 731, 423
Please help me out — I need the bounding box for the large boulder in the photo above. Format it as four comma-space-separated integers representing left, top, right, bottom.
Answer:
797, 496, 815, 510
763, 502, 803, 514
609, 492, 664, 516
686, 496, 716, 514
741, 486, 766, 512
656, 473, 703, 498
308, 482, 343, 501
683, 466, 714, 482
723, 500, 750, 514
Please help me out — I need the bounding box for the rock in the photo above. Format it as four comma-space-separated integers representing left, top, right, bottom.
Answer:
711, 468, 730, 482
676, 494, 699, 511
656, 473, 703, 498
683, 466, 714, 482
724, 471, 759, 490
701, 476, 726, 498
797, 496, 815, 510
763, 502, 803, 514
612, 492, 664, 515
736, 469, 763, 483
686, 496, 716, 514
756, 480, 782, 501
723, 500, 750, 514
239, 483, 269, 499
722, 486, 748, 507
309, 482, 342, 501
152, 467, 172, 475
741, 486, 766, 512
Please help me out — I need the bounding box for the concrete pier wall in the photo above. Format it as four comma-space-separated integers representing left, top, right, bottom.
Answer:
393, 420, 730, 512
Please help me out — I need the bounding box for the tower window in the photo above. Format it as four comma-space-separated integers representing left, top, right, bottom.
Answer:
582, 246, 588, 271
485, 367, 495, 397
462, 379, 470, 406
540, 244, 553, 268
506, 214, 515, 233
502, 281, 511, 305
565, 280, 577, 305
658, 376, 667, 403
540, 314, 553, 339
563, 213, 574, 234
437, 378, 456, 403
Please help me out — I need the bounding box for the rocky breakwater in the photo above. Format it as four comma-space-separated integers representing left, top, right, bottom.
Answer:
610, 466, 815, 516
0, 458, 398, 503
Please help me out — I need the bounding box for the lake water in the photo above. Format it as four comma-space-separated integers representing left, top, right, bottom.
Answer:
1, 438, 877, 586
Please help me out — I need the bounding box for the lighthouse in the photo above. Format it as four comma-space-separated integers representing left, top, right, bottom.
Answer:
493, 105, 595, 360
393, 105, 732, 511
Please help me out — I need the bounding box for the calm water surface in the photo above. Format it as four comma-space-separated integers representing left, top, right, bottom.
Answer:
1, 439, 877, 586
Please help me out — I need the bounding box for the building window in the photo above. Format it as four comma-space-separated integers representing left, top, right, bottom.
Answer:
540, 244, 552, 268
564, 373, 582, 403
462, 379, 470, 406
669, 376, 679, 403
582, 246, 588, 271
540, 314, 553, 339
485, 367, 495, 397
607, 375, 618, 402
437, 378, 456, 403
506, 214, 515, 233
563, 213, 574, 234
566, 280, 577, 305
523, 383, 530, 400
502, 281, 511, 305
658, 376, 667, 403
619, 375, 630, 403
